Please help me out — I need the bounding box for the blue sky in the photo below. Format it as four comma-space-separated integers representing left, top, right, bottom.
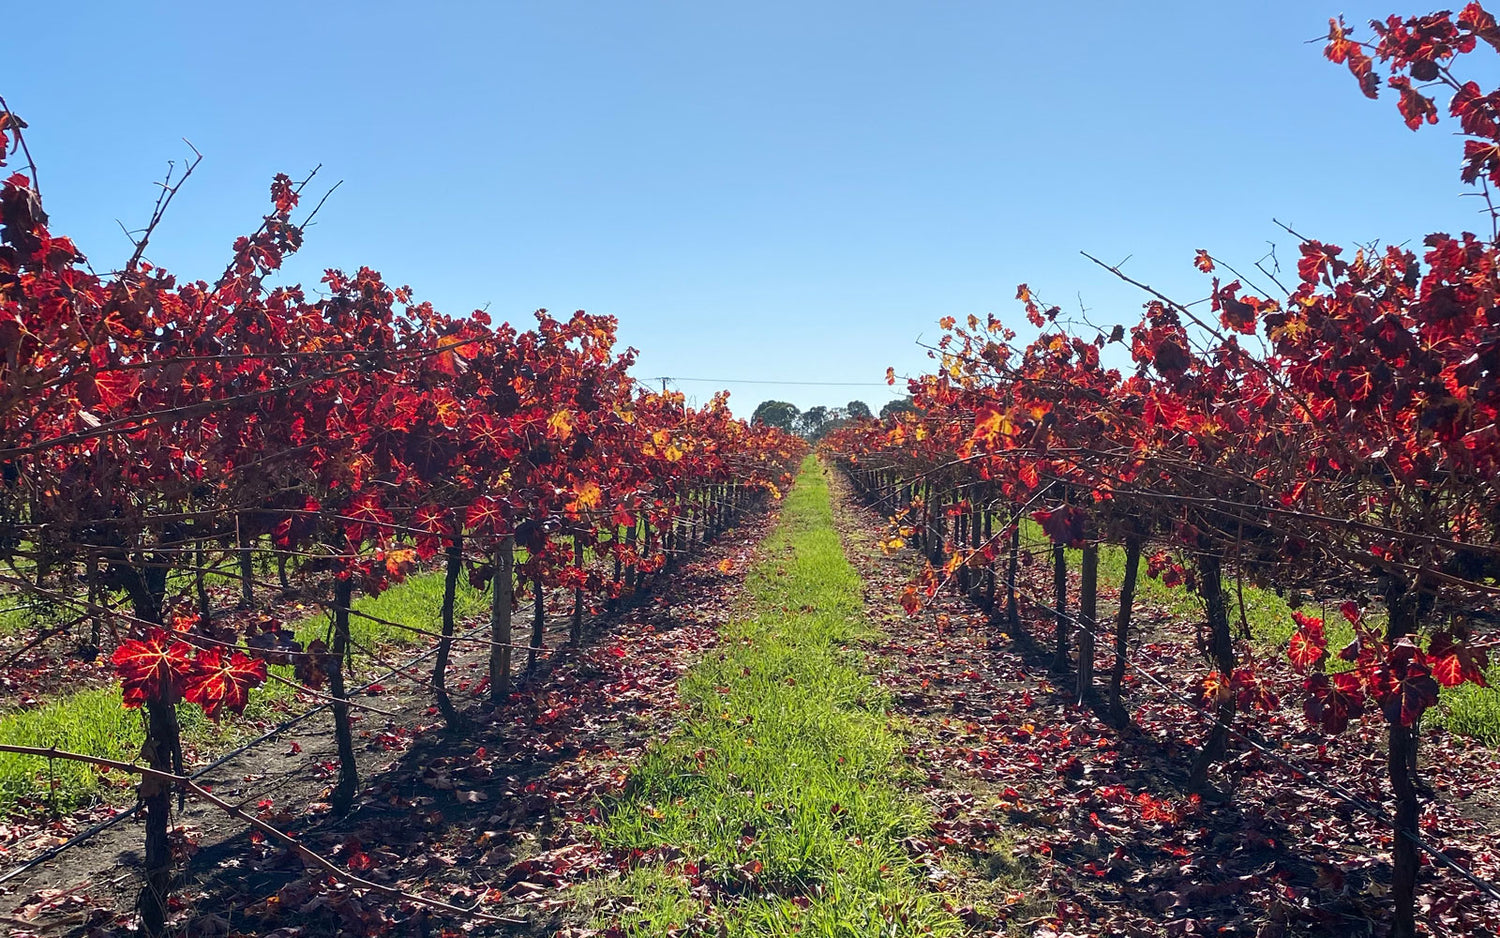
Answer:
9, 1, 1480, 414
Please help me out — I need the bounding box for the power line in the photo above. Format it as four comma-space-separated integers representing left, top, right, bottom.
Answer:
654, 376, 895, 388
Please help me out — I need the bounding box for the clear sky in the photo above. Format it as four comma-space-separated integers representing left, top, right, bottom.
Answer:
8, 1, 1481, 414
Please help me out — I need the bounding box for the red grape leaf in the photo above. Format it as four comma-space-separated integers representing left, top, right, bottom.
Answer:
184, 649, 268, 720
112, 629, 195, 707
1423, 629, 1489, 688
1303, 671, 1366, 734
1368, 646, 1440, 726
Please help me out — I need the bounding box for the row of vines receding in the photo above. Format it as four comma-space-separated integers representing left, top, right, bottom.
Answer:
822, 6, 1500, 937
0, 97, 807, 934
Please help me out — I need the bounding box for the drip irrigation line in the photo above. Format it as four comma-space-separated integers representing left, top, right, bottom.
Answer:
851, 474, 1500, 910
0, 616, 493, 889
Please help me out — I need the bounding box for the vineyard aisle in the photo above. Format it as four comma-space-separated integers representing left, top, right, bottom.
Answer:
573, 455, 986, 936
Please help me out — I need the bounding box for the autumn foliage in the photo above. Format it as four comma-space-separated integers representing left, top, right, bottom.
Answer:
0, 94, 804, 936
0, 112, 802, 719
824, 5, 1500, 935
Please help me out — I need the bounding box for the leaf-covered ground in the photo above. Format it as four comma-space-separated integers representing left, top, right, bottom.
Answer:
828, 468, 1500, 938
1, 505, 778, 937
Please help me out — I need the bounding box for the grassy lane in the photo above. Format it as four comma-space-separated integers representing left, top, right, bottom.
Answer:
585, 457, 961, 937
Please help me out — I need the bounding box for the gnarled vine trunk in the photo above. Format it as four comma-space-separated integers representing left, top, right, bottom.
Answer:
1188, 553, 1236, 791
526, 574, 544, 673
120, 554, 174, 938
433, 534, 463, 729
623, 519, 639, 595
983, 506, 995, 607
1050, 543, 1069, 674
1108, 536, 1142, 727
328, 577, 358, 812
1004, 520, 1020, 631
1385, 577, 1423, 938
139, 695, 181, 938
236, 524, 254, 608
570, 538, 585, 645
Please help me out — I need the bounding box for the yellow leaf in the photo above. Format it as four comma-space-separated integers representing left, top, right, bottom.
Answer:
434, 396, 462, 430
385, 548, 417, 576
973, 405, 1011, 446
573, 481, 602, 510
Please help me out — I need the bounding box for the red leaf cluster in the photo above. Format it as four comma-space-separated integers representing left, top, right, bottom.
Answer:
113, 629, 266, 719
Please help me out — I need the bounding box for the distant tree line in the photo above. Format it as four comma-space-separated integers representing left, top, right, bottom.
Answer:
750, 397, 915, 440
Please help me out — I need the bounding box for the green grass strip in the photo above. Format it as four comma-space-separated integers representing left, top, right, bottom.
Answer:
585, 456, 961, 937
